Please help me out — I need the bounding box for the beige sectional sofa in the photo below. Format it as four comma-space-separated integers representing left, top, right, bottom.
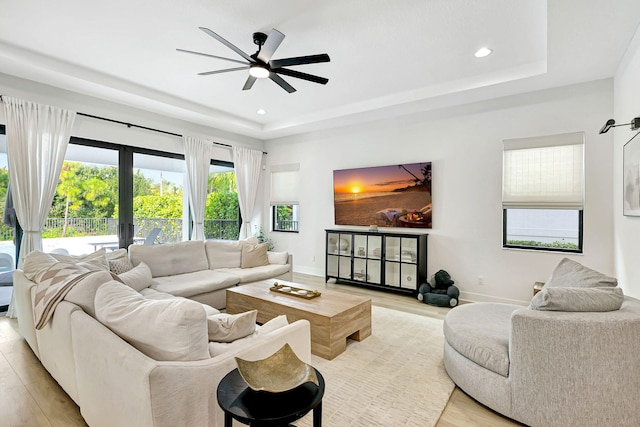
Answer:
129, 238, 292, 309
13, 241, 307, 427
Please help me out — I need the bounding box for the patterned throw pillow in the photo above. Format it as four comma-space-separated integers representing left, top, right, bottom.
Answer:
109, 256, 134, 275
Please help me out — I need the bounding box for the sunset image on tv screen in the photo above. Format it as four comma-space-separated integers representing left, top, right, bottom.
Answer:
333, 162, 432, 228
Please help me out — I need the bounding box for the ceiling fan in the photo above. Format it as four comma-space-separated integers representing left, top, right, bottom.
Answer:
177, 27, 330, 93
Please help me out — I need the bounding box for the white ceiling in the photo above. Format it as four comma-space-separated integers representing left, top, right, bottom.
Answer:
0, 0, 639, 140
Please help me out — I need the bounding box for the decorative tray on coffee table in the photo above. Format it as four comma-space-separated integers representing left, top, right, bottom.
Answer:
270, 282, 321, 299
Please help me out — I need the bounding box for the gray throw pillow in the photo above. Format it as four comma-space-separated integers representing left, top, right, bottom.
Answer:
545, 258, 617, 288
530, 287, 624, 312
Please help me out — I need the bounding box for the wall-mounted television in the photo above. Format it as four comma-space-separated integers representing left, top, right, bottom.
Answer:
333, 162, 432, 229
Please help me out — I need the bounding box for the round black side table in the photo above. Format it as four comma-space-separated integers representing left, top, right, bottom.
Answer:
217, 368, 325, 427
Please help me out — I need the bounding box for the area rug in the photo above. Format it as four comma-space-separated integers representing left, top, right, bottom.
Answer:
296, 305, 455, 427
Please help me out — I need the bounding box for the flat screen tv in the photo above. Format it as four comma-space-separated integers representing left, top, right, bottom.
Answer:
333, 162, 432, 229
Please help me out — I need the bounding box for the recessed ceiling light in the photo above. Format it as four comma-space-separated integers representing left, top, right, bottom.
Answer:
257, 109, 267, 115
474, 47, 493, 58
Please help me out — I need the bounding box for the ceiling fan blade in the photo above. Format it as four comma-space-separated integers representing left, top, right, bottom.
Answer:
257, 29, 285, 63
269, 72, 296, 93
176, 48, 249, 65
199, 27, 254, 63
272, 68, 328, 85
270, 53, 330, 68
198, 66, 249, 76
243, 76, 257, 91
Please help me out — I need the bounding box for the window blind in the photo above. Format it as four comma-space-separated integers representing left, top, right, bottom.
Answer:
502, 132, 584, 209
270, 163, 300, 206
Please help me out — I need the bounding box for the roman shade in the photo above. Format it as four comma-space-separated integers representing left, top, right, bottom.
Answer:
502, 132, 584, 209
270, 163, 300, 206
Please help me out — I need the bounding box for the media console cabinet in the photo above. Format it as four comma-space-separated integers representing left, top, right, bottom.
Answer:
325, 229, 428, 295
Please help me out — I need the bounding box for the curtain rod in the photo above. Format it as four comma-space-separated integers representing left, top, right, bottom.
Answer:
0, 95, 266, 154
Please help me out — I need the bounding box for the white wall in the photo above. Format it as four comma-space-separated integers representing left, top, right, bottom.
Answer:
613, 26, 640, 297
264, 80, 615, 305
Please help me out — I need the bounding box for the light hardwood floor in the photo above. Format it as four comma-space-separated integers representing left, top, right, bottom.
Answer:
0, 273, 523, 426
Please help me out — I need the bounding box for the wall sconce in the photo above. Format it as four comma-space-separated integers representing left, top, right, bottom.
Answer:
599, 117, 640, 134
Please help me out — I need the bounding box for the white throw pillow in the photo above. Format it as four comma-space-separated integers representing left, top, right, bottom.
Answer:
267, 251, 289, 265
95, 281, 210, 361
257, 315, 289, 335
207, 310, 257, 343
117, 261, 153, 291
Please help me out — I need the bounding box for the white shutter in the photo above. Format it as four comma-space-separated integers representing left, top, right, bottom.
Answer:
270, 163, 300, 206
502, 132, 584, 209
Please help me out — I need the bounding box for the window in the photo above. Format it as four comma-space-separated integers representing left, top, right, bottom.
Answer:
502, 132, 584, 252
270, 164, 300, 232
205, 162, 240, 240
133, 152, 186, 244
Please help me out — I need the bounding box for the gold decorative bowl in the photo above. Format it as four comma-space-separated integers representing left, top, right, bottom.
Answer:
235, 343, 319, 393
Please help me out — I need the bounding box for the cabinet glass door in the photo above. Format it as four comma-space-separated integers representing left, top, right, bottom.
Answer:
367, 259, 381, 284
353, 257, 367, 281
338, 256, 352, 279
400, 264, 418, 289
385, 261, 400, 287
353, 234, 367, 258
400, 237, 418, 263
327, 232, 341, 255
385, 236, 400, 261
327, 254, 338, 276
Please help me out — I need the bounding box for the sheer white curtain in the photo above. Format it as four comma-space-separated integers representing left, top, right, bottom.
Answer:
3, 96, 76, 317
232, 147, 263, 239
184, 136, 212, 240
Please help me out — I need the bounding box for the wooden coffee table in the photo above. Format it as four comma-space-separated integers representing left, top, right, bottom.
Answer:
226, 279, 372, 360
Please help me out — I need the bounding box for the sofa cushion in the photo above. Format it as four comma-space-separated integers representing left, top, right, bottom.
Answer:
204, 237, 260, 270
215, 264, 291, 283
138, 287, 220, 316
117, 262, 153, 292
149, 270, 240, 297
241, 242, 270, 268
207, 310, 257, 343
443, 302, 520, 377
95, 280, 210, 361
267, 251, 289, 265
205, 239, 243, 269
530, 287, 624, 312
63, 270, 119, 318
129, 240, 209, 277
545, 258, 617, 289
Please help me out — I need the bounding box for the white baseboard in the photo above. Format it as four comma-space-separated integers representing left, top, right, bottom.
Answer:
459, 291, 529, 306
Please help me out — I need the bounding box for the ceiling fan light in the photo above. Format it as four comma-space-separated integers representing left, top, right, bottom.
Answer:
249, 64, 270, 78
